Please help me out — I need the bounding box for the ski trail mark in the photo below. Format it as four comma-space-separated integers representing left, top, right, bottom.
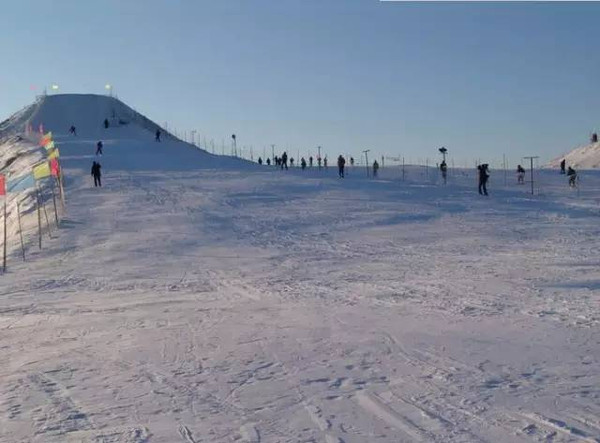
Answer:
304, 403, 331, 431
240, 423, 261, 442
178, 424, 197, 443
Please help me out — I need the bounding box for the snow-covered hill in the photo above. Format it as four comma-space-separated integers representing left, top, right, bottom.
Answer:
547, 141, 600, 169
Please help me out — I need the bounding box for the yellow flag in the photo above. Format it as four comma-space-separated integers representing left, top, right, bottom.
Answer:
33, 162, 51, 180
44, 140, 55, 150
47, 148, 60, 160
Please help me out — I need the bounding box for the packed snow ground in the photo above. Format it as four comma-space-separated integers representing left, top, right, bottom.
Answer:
1, 98, 599, 443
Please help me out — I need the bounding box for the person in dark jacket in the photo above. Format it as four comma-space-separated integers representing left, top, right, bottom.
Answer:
155, 129, 161, 142
560, 159, 566, 174
517, 164, 525, 184
567, 166, 577, 187
309, 156, 313, 168
478, 164, 489, 195
258, 157, 263, 165
337, 155, 346, 178
69, 125, 77, 136
104, 119, 109, 129
91, 161, 102, 187
281, 152, 288, 170
96, 141, 103, 156
301, 157, 307, 170
266, 158, 271, 166
290, 158, 295, 168
440, 160, 448, 184
373, 160, 379, 178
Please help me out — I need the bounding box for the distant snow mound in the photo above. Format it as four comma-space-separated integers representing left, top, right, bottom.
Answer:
547, 142, 600, 169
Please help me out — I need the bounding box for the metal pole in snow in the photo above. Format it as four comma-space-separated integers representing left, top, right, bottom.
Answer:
2, 198, 6, 273
363, 150, 370, 177
16, 200, 25, 261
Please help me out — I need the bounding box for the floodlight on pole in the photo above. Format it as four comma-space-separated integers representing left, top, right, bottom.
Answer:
51, 84, 59, 92
105, 84, 113, 96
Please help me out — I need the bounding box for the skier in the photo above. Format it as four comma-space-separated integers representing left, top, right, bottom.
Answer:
266, 158, 271, 166
324, 157, 328, 169
440, 160, 448, 184
155, 129, 161, 142
301, 157, 307, 170
350, 157, 355, 167
592, 133, 598, 143
281, 152, 288, 170
290, 158, 295, 168
258, 157, 263, 165
373, 160, 379, 178
309, 156, 313, 168
517, 165, 525, 184
91, 161, 102, 187
337, 155, 346, 178
560, 159, 566, 175
96, 141, 103, 156
69, 125, 77, 136
478, 164, 490, 196
104, 118, 109, 129
567, 166, 577, 188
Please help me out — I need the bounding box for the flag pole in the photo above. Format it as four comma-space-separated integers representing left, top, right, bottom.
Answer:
2, 198, 6, 273
37, 187, 42, 249
16, 200, 25, 261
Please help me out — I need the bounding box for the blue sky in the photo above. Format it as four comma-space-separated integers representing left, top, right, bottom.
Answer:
1, 0, 599, 165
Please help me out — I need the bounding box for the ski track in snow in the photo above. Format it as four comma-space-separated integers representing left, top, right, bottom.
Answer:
1, 100, 600, 442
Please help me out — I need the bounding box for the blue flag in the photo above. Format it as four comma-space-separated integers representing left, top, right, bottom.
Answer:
7, 173, 35, 192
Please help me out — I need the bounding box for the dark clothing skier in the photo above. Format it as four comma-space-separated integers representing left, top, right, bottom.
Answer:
258, 157, 263, 165
301, 158, 307, 170
309, 156, 313, 168
281, 152, 288, 170
96, 141, 103, 156
324, 157, 328, 169
337, 155, 346, 178
592, 133, 598, 143
440, 160, 447, 183
567, 167, 577, 187
350, 157, 355, 167
91, 161, 102, 187
373, 160, 379, 178
517, 165, 525, 184
560, 159, 566, 174
478, 164, 489, 196
266, 158, 271, 166
155, 129, 161, 142
104, 119, 109, 129
290, 158, 295, 167
69, 125, 77, 136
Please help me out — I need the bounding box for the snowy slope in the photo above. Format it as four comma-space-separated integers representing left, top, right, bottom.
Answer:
547, 141, 600, 169
0, 96, 599, 442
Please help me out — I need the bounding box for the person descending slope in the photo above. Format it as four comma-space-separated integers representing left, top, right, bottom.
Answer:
440, 160, 448, 184
155, 129, 161, 142
567, 166, 577, 188
560, 159, 566, 175
373, 160, 380, 178
69, 125, 77, 136
517, 164, 525, 184
337, 155, 346, 178
96, 141, 103, 156
478, 164, 490, 196
104, 118, 109, 129
91, 161, 102, 187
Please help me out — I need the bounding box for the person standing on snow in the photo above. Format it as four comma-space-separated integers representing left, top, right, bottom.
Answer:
324, 157, 328, 169
266, 158, 271, 166
373, 160, 379, 178
567, 166, 577, 187
478, 164, 490, 196
337, 155, 346, 178
309, 156, 313, 168
301, 157, 307, 170
91, 161, 102, 187
560, 159, 566, 175
517, 165, 525, 184
104, 118, 109, 129
281, 152, 288, 170
440, 160, 448, 184
96, 141, 103, 156
155, 129, 161, 142
290, 157, 295, 168
69, 125, 77, 136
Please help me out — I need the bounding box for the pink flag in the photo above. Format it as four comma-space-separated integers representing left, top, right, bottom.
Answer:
50, 158, 60, 177
0, 175, 5, 196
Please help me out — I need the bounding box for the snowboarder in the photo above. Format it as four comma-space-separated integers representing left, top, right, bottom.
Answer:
560, 159, 566, 175
258, 157, 263, 165
337, 155, 346, 178
440, 160, 448, 184
567, 166, 577, 188
309, 156, 313, 168
69, 125, 77, 136
155, 129, 161, 142
96, 141, 103, 156
281, 152, 288, 170
266, 158, 271, 166
478, 164, 489, 196
517, 165, 525, 184
301, 157, 307, 170
324, 157, 328, 169
104, 118, 109, 129
373, 160, 379, 178
91, 161, 102, 187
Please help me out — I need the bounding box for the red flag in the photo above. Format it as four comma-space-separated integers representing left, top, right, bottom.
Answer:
50, 158, 60, 177
0, 175, 5, 196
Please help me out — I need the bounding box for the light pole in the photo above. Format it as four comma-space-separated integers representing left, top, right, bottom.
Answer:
191, 130, 197, 145
317, 146, 322, 169
105, 84, 113, 97
271, 144, 275, 164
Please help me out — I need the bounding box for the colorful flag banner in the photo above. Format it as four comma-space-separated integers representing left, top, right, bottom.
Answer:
0, 175, 5, 196
40, 132, 52, 147
7, 173, 35, 192
47, 147, 60, 159
44, 140, 55, 151
33, 162, 51, 180
50, 158, 60, 177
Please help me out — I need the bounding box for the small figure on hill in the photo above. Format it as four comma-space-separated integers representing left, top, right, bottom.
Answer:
290, 158, 295, 168
301, 157, 307, 170
560, 159, 566, 175
373, 160, 380, 178
258, 157, 263, 165
440, 160, 448, 184
69, 125, 77, 136
592, 132, 598, 143
350, 157, 355, 167
324, 157, 328, 169
266, 158, 271, 166
104, 118, 109, 129
274, 156, 279, 167
337, 155, 346, 178
317, 157, 322, 169
309, 156, 313, 168
155, 129, 161, 142
477, 164, 490, 196
281, 152, 288, 170
517, 164, 525, 184
567, 166, 577, 188
96, 141, 103, 156
91, 161, 102, 187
